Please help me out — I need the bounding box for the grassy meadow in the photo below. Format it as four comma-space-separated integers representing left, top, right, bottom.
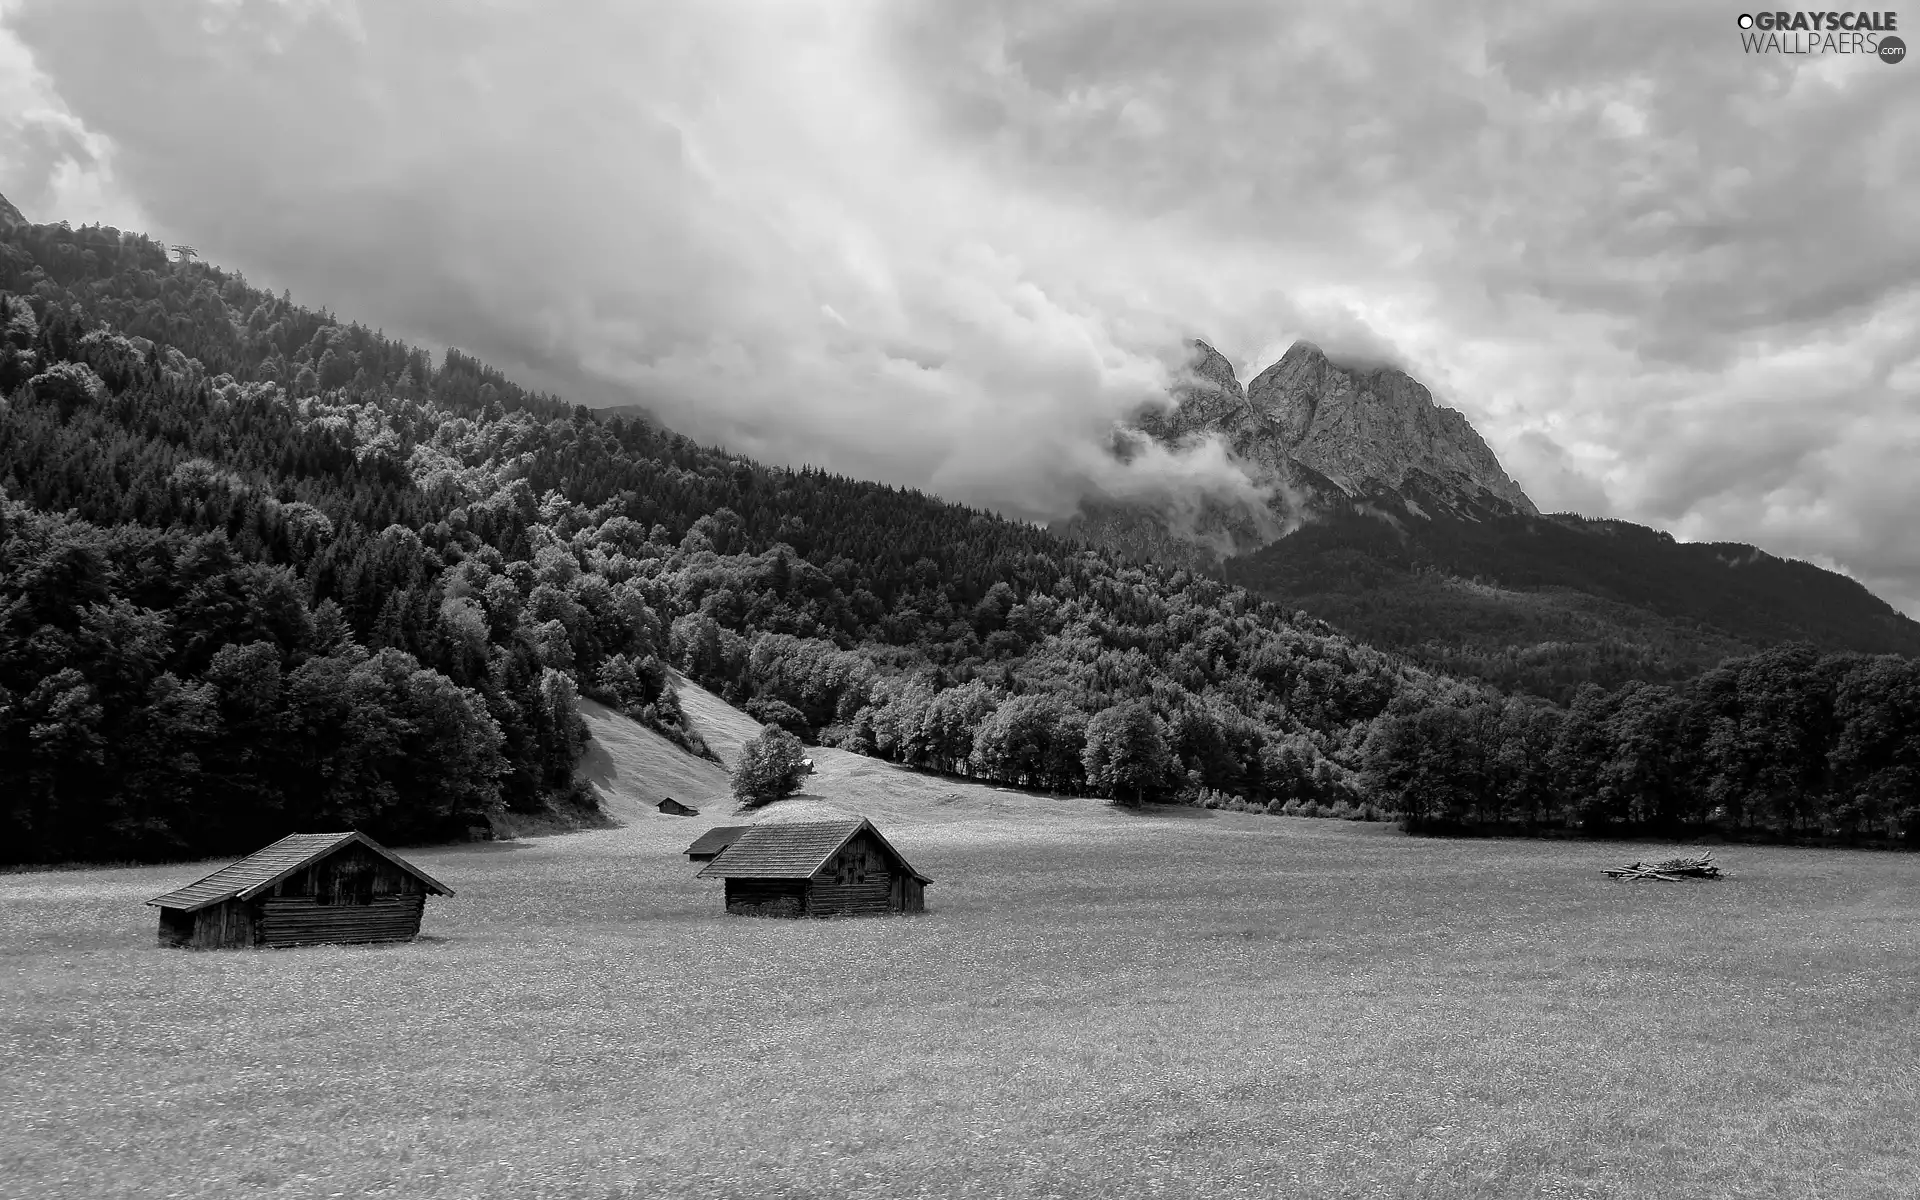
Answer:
4, 688, 1919, 1199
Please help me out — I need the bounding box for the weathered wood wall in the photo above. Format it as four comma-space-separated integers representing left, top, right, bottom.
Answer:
155, 901, 251, 948
253, 845, 429, 945
806, 831, 914, 917
258, 894, 426, 947
168, 898, 259, 949
724, 878, 807, 917
807, 878, 893, 916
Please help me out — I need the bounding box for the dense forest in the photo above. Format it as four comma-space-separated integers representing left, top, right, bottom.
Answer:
2, 215, 1916, 862
1359, 642, 1920, 839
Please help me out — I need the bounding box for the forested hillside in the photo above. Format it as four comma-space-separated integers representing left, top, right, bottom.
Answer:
1225, 501, 1920, 702
2, 213, 1916, 862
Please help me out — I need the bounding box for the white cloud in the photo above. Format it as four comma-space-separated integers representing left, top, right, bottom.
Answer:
1, 0, 1916, 614
0, 10, 143, 231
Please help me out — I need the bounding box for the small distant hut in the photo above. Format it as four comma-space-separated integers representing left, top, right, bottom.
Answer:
684, 825, 752, 863
146, 832, 453, 950
657, 797, 700, 816
696, 818, 931, 917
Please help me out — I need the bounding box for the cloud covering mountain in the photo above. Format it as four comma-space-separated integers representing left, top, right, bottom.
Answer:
1, 0, 1916, 612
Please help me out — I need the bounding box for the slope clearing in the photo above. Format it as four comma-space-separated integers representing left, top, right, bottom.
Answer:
574, 696, 735, 822
589, 675, 1144, 844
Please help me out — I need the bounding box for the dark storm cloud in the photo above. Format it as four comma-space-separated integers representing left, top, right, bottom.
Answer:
1, 0, 1916, 612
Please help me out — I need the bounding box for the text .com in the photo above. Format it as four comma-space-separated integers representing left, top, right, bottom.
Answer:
1737, 11, 1906, 59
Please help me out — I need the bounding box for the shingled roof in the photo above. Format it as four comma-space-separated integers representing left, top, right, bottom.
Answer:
684, 825, 753, 859
145, 832, 454, 912
695, 818, 930, 883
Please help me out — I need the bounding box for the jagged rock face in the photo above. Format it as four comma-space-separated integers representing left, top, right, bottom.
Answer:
1244, 341, 1537, 515
1136, 339, 1245, 444
1063, 337, 1539, 568
1137, 338, 1537, 516
0, 191, 27, 232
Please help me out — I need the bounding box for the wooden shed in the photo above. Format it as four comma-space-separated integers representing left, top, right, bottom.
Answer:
146, 832, 453, 950
696, 818, 930, 917
684, 825, 752, 863
657, 797, 701, 816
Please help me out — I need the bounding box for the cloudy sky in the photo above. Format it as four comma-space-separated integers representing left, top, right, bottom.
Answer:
3, 0, 1918, 612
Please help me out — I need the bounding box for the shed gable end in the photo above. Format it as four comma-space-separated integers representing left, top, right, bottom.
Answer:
818, 830, 891, 884
266, 843, 428, 904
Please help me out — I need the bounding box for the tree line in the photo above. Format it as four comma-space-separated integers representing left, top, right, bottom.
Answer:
1360, 644, 1919, 840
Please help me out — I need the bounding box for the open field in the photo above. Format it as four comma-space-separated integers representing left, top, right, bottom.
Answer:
5, 689, 1920, 1199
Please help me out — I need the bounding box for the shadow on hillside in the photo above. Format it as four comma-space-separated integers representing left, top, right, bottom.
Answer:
575, 739, 622, 799
429, 840, 536, 856
1114, 804, 1219, 821
732, 793, 845, 819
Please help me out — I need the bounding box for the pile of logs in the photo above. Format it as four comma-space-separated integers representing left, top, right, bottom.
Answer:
1605, 851, 1723, 882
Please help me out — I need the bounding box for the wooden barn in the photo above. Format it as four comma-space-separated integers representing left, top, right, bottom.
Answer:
696, 818, 930, 917
146, 832, 453, 950
657, 797, 701, 816
684, 825, 752, 863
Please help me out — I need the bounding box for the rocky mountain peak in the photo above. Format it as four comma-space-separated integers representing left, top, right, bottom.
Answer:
1136, 339, 1247, 444
1067, 336, 1541, 569
1184, 339, 1243, 402
0, 191, 28, 233
1243, 340, 1538, 515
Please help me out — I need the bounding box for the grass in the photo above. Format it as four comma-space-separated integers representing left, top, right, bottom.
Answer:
5, 690, 1920, 1199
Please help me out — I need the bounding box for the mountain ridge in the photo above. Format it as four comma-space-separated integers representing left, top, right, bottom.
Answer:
1063, 336, 1920, 699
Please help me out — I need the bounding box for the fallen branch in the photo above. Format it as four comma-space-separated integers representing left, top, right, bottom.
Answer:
1604, 851, 1722, 881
